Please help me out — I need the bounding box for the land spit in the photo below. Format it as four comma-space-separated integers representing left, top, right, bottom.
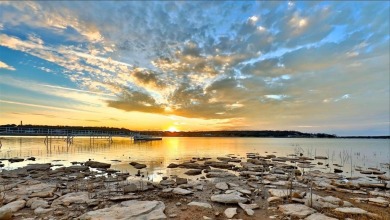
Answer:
0, 153, 389, 220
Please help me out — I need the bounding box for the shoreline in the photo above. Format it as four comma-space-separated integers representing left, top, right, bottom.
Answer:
1, 153, 389, 219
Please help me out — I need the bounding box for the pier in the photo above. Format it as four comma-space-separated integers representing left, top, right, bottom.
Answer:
0, 127, 149, 145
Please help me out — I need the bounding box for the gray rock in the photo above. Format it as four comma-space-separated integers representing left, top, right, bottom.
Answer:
172, 188, 193, 195
124, 183, 138, 193
211, 194, 247, 204
51, 192, 90, 207
278, 204, 316, 219
184, 169, 202, 176
175, 177, 187, 185
0, 200, 26, 219
79, 200, 166, 220
85, 161, 111, 169
188, 202, 212, 209
30, 199, 49, 210
334, 207, 368, 215
215, 182, 228, 190
304, 213, 337, 220
34, 207, 53, 215
224, 208, 237, 218
160, 179, 175, 186
244, 208, 254, 216
239, 203, 259, 210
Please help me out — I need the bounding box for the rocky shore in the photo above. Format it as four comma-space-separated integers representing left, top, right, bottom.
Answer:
0, 154, 389, 220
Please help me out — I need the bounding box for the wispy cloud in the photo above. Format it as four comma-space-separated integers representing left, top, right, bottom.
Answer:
0, 60, 15, 71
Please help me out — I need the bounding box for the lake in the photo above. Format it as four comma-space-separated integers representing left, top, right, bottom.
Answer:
0, 136, 389, 181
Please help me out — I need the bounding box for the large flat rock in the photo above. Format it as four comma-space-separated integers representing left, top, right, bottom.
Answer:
278, 204, 316, 219
334, 207, 368, 215
0, 200, 26, 219
79, 200, 166, 220
51, 192, 91, 207
211, 194, 247, 204
305, 213, 338, 220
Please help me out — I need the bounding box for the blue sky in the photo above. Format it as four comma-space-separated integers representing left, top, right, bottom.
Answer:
0, 1, 389, 135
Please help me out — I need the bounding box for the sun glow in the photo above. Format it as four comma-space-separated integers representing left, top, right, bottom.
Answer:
167, 126, 179, 132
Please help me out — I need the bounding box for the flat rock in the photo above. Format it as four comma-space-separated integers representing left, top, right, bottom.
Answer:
160, 179, 175, 186
368, 197, 389, 207
184, 169, 202, 176
267, 197, 283, 203
172, 187, 193, 195
304, 213, 337, 220
0, 200, 26, 219
79, 200, 166, 220
109, 195, 140, 201
224, 208, 237, 218
269, 189, 294, 198
215, 182, 228, 190
30, 199, 49, 210
51, 192, 90, 207
244, 208, 254, 216
34, 207, 53, 215
29, 187, 56, 198
85, 161, 111, 169
278, 204, 316, 219
211, 194, 247, 204
334, 207, 368, 215
188, 202, 212, 209
238, 203, 259, 210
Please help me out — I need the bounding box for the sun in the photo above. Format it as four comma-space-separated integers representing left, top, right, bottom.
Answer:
167, 126, 179, 132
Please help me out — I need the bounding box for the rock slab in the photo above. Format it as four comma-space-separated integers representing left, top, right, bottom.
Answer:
79, 200, 166, 220
278, 204, 316, 219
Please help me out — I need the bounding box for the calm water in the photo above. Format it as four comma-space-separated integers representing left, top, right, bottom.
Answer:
0, 137, 389, 181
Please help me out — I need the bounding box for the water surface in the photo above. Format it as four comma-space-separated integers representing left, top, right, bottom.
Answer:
1, 137, 389, 181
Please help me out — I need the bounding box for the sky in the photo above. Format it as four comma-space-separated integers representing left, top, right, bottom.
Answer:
0, 1, 389, 136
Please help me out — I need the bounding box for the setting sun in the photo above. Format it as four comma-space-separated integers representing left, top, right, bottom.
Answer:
167, 126, 179, 132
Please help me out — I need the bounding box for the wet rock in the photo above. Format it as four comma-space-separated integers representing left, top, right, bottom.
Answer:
160, 179, 175, 186
278, 204, 316, 219
26, 163, 51, 171
188, 202, 212, 209
224, 208, 237, 218
80, 200, 166, 220
179, 162, 206, 170
215, 182, 228, 190
167, 163, 179, 168
184, 169, 202, 176
85, 161, 111, 169
205, 171, 235, 178
175, 177, 187, 185
8, 158, 24, 163
334, 168, 343, 173
314, 156, 328, 160
211, 194, 247, 204
204, 161, 235, 169
109, 195, 141, 201
304, 213, 337, 220
134, 163, 147, 169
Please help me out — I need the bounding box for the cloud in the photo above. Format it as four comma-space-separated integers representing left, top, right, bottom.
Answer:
0, 1, 388, 134
0, 60, 16, 71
